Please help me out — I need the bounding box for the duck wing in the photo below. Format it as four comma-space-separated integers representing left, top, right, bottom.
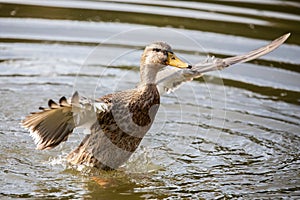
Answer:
156, 33, 290, 95
21, 92, 107, 150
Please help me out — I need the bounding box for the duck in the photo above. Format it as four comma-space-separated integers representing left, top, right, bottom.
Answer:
22, 42, 191, 170
21, 33, 290, 170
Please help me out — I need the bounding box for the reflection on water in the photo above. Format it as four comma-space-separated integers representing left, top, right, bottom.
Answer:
0, 0, 300, 199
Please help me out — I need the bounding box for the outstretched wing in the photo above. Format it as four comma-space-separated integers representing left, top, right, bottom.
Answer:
22, 92, 108, 150
22, 95, 76, 150
156, 33, 290, 94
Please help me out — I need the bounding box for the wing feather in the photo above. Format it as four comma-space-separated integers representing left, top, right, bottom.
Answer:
22, 92, 108, 150
156, 33, 290, 94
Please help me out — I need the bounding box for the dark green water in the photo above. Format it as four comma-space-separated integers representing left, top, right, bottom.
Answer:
0, 0, 299, 199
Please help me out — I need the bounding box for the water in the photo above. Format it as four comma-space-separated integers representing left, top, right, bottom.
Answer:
1, 0, 300, 199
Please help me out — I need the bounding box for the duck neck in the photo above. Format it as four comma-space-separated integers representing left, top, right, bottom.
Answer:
140, 64, 160, 85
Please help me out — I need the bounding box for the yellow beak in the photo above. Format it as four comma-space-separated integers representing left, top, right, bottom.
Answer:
166, 52, 191, 69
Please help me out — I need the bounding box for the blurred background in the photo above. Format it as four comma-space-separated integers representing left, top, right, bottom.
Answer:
0, 0, 299, 199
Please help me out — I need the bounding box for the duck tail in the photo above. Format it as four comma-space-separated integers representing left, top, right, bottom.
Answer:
21, 94, 77, 150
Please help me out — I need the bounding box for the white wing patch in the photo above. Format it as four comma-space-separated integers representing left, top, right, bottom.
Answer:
71, 93, 109, 128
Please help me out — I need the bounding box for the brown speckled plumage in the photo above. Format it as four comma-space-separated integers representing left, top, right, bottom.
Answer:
22, 42, 189, 170
67, 84, 160, 169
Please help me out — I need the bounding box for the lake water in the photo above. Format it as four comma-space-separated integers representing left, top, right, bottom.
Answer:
0, 0, 299, 199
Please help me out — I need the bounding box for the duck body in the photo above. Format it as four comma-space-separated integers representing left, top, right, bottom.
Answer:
67, 84, 160, 170
22, 42, 189, 170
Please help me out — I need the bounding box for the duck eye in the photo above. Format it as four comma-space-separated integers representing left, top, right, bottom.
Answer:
152, 48, 161, 52
162, 50, 169, 55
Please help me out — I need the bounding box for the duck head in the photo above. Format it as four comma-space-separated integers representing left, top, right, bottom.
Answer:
140, 42, 191, 84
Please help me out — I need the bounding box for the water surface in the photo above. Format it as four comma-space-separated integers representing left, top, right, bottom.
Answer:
0, 0, 300, 199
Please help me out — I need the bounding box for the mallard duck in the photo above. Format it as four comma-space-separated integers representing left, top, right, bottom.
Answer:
22, 33, 290, 170
22, 42, 191, 170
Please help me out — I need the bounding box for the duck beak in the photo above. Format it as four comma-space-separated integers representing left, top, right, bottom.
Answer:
166, 52, 192, 69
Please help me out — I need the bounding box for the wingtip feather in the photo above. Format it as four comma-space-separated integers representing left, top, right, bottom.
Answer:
71, 91, 79, 104
48, 99, 59, 109
59, 96, 69, 107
